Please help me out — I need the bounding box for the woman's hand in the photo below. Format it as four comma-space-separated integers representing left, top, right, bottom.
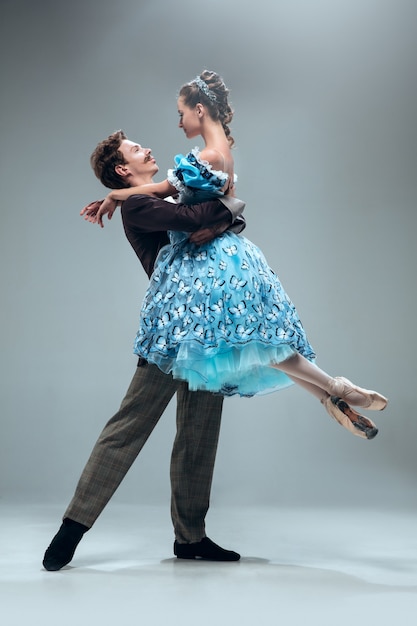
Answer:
80, 200, 103, 223
95, 196, 119, 228
80, 196, 119, 228
222, 173, 235, 196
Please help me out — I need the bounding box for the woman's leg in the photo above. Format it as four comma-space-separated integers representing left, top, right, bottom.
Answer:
286, 374, 327, 402
287, 373, 379, 440
272, 353, 387, 410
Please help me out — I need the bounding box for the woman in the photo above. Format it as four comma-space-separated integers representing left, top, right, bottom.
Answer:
85, 71, 387, 439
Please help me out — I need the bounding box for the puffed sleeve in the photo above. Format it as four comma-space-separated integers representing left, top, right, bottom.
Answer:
168, 152, 228, 193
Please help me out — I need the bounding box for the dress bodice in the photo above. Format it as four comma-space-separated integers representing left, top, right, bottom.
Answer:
167, 148, 234, 245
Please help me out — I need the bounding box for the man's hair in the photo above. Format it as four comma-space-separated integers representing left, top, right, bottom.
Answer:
90, 130, 129, 189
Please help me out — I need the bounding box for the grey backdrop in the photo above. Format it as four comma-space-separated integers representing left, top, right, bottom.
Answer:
1, 0, 416, 510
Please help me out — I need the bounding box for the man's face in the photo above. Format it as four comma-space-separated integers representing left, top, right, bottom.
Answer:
118, 139, 159, 177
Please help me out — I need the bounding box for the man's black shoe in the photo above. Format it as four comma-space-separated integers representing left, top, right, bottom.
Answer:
174, 537, 240, 561
42, 518, 88, 571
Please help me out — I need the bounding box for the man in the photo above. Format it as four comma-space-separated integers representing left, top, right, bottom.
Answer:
42, 130, 245, 570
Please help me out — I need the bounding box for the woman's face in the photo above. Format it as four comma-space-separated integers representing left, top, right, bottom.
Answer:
177, 97, 201, 139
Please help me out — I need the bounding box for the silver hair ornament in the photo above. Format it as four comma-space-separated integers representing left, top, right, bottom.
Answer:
192, 76, 217, 102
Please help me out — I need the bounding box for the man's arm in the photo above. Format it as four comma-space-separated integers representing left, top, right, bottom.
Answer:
188, 196, 246, 244
121, 194, 245, 233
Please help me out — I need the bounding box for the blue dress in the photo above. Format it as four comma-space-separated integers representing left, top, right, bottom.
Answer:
134, 148, 316, 397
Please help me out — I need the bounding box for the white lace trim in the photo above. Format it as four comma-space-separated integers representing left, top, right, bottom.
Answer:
167, 168, 183, 191
189, 147, 229, 183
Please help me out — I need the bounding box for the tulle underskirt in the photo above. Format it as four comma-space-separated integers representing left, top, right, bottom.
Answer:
136, 338, 313, 397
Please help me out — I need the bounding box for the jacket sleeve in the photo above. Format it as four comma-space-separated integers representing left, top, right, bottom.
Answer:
218, 195, 245, 222
228, 215, 246, 234
121, 194, 243, 233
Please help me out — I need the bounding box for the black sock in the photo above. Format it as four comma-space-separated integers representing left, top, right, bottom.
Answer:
42, 518, 89, 571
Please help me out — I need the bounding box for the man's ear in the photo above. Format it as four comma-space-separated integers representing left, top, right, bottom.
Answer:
115, 164, 129, 178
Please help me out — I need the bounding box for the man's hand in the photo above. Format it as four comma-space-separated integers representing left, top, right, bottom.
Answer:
80, 197, 118, 228
189, 221, 230, 245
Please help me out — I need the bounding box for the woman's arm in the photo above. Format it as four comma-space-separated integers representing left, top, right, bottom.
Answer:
109, 179, 176, 201
80, 179, 178, 228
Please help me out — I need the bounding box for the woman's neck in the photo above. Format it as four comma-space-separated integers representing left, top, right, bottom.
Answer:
201, 119, 228, 151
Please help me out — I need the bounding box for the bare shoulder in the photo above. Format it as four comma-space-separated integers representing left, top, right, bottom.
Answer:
199, 147, 227, 171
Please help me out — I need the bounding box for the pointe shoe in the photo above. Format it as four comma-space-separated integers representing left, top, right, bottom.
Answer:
329, 376, 388, 411
323, 396, 379, 440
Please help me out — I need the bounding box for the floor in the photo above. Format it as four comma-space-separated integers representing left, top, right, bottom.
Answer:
1, 502, 417, 626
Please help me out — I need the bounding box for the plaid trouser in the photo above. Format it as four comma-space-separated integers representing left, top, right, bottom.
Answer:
64, 362, 223, 543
